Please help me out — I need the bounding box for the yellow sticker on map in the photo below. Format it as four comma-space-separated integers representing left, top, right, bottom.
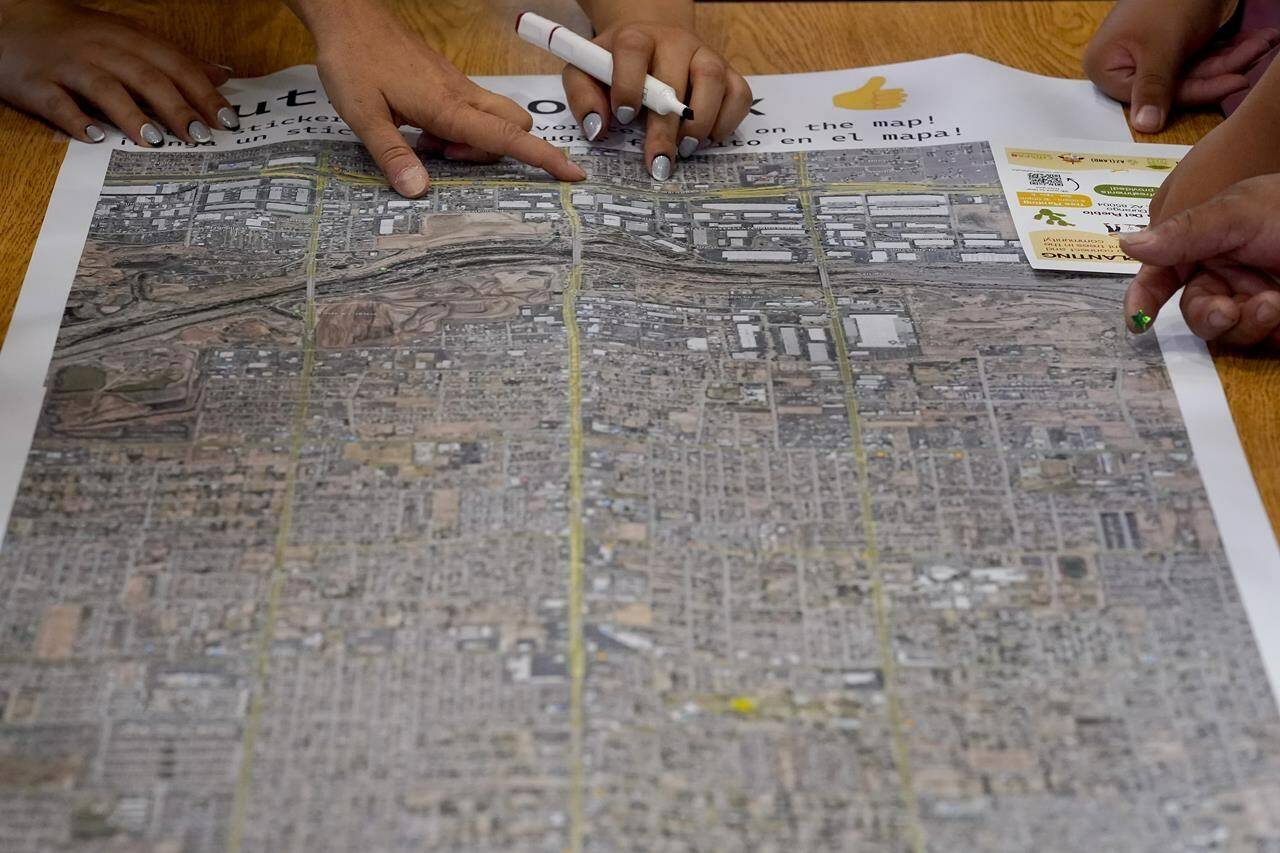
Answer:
1016, 192, 1092, 209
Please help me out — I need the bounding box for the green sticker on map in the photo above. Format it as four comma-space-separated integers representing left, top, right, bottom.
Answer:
1094, 184, 1158, 199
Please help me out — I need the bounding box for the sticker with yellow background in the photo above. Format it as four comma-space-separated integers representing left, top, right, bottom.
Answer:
1016, 192, 1092, 209
993, 137, 1191, 274
1030, 231, 1134, 266
1005, 149, 1180, 173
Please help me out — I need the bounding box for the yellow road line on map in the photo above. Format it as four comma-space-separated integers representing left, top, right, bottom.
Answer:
559, 182, 587, 853
796, 152, 925, 853
323, 167, 560, 190
110, 152, 980, 850
225, 154, 329, 853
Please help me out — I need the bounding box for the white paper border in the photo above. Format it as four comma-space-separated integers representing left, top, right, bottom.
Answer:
1155, 304, 1280, 694
0, 139, 111, 538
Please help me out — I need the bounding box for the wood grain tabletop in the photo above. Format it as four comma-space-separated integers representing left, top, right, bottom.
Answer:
0, 0, 1275, 535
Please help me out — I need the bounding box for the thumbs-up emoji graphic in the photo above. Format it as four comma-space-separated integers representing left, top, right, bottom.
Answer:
833, 77, 907, 110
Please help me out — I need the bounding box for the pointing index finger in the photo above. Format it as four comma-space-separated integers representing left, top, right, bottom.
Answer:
1120, 195, 1261, 268
1124, 263, 1184, 333
451, 106, 585, 181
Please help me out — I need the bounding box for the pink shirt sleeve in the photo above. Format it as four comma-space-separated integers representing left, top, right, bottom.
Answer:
1223, 0, 1280, 115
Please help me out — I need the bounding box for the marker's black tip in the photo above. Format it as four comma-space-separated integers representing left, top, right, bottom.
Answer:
682, 108, 694, 120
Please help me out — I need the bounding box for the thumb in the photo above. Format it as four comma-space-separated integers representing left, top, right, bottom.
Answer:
1129, 46, 1181, 132
1120, 194, 1259, 267
346, 107, 430, 198
861, 76, 887, 94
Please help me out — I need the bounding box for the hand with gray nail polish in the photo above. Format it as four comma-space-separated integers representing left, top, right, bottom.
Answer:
558, 16, 754, 187
0, 0, 237, 147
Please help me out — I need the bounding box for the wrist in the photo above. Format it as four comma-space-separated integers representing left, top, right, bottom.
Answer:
1204, 113, 1280, 182
583, 0, 694, 32
287, 0, 396, 45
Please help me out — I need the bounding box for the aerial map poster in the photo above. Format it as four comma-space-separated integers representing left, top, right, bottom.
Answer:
1, 60, 1279, 851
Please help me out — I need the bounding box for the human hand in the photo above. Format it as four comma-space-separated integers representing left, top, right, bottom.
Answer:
1145, 124, 1279, 246
293, 0, 584, 197
1084, 0, 1279, 133
561, 15, 752, 181
0, 0, 236, 145
1122, 174, 1280, 347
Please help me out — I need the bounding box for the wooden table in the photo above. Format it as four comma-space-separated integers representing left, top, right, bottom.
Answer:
1, 0, 1275, 533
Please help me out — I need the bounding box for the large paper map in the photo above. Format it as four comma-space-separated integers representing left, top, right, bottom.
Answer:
2, 62, 1280, 852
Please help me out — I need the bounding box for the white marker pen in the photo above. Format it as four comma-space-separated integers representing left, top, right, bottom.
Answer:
515, 11, 694, 120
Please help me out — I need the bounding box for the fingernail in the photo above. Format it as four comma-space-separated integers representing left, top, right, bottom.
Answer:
392, 164, 428, 197
582, 112, 603, 142
214, 63, 235, 73
650, 154, 671, 182
140, 123, 163, 146
564, 160, 587, 181
85, 124, 106, 143
1257, 301, 1280, 325
1208, 310, 1233, 331
188, 121, 212, 143
615, 105, 637, 125
678, 136, 699, 159
1120, 228, 1152, 245
1133, 105, 1162, 132
217, 107, 240, 130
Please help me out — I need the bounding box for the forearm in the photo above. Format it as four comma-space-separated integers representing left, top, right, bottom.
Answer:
284, 0, 395, 41
577, 0, 693, 31
1234, 57, 1280, 132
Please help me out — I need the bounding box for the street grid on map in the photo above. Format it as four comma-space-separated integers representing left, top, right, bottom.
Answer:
0, 139, 1277, 853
